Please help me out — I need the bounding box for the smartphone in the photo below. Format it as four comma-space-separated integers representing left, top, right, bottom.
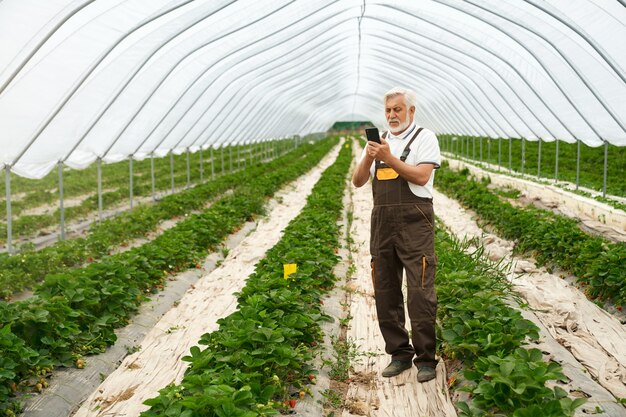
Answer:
365, 127, 380, 144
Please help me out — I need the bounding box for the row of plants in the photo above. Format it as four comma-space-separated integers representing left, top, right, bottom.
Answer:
439, 135, 626, 199
0, 138, 338, 416
436, 162, 626, 308
0, 139, 319, 300
139, 142, 353, 417
436, 229, 586, 416
0, 140, 292, 245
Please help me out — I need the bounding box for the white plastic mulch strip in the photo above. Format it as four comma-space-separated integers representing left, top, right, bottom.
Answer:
443, 157, 626, 239
433, 188, 626, 403
341, 143, 457, 417
72, 142, 344, 417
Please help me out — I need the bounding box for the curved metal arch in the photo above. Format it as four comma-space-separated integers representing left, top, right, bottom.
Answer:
11, 0, 203, 166
184, 49, 349, 151
0, 0, 98, 95
370, 24, 545, 140
101, 0, 350, 159
453, 0, 626, 137
137, 30, 354, 156
215, 63, 351, 147
184, 40, 353, 151
371, 5, 579, 141
140, 12, 357, 155
524, 0, 626, 85
368, 44, 518, 138
348, 61, 483, 136
84, 0, 297, 160
365, 12, 558, 141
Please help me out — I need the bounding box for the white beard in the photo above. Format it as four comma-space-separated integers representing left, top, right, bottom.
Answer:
388, 116, 411, 134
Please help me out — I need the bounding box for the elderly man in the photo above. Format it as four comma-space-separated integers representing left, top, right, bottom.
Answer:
352, 87, 441, 383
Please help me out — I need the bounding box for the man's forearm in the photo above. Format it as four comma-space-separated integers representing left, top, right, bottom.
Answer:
352, 156, 374, 187
384, 156, 433, 186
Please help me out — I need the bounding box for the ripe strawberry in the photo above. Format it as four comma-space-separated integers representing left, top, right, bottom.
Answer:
289, 399, 296, 408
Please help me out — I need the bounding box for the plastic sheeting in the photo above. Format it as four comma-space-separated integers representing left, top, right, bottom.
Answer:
1, 0, 625, 179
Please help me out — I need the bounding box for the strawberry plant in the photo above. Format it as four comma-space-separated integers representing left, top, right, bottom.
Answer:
436, 230, 585, 416
141, 142, 352, 416
436, 162, 626, 308
0, 138, 338, 413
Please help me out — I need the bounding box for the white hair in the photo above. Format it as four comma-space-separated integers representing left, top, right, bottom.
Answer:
384, 87, 416, 109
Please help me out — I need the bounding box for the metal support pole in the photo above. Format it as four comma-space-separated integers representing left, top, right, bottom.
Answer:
521, 137, 525, 176
488, 138, 491, 163
229, 145, 233, 172
555, 138, 560, 181
479, 137, 483, 162
221, 146, 225, 174
150, 154, 156, 202
58, 161, 65, 241
5, 166, 13, 254
603, 141, 608, 198
472, 136, 476, 160
97, 158, 103, 221
186, 148, 190, 189
199, 148, 203, 183
237, 145, 241, 170
129, 156, 133, 210
576, 140, 581, 190
537, 139, 542, 179
211, 147, 215, 180
508, 137, 512, 173
170, 152, 175, 194
498, 138, 502, 171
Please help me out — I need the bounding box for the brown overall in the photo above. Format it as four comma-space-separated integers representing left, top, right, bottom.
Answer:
370, 128, 438, 367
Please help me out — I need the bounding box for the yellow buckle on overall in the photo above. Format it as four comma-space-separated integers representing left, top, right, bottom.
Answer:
376, 167, 399, 180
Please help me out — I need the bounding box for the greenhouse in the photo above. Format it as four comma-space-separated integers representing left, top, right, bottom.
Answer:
1, 1, 625, 417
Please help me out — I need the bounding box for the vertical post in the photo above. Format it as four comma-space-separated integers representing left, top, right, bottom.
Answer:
487, 138, 491, 163
603, 140, 608, 198
199, 148, 204, 183
498, 138, 502, 171
170, 152, 175, 194
237, 145, 241, 170
150, 153, 156, 202
521, 137, 525, 176
537, 139, 542, 179
97, 158, 103, 222
211, 147, 215, 179
186, 148, 190, 189
479, 137, 483, 162
58, 161, 65, 241
472, 136, 475, 160
576, 140, 581, 190
129, 156, 133, 210
221, 146, 225, 174
555, 138, 559, 181
508, 138, 512, 173
5, 166, 13, 254
229, 145, 233, 172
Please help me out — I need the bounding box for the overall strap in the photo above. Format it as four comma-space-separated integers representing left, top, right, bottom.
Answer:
400, 127, 424, 162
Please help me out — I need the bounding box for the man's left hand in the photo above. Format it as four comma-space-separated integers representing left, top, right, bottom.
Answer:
368, 138, 393, 163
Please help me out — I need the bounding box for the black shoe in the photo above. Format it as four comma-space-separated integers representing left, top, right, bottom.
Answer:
417, 365, 436, 382
382, 360, 412, 377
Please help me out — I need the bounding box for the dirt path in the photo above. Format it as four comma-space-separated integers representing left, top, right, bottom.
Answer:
68, 142, 343, 417
433, 188, 626, 416
339, 142, 457, 417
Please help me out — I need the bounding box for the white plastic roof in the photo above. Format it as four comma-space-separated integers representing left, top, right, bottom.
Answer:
1, 0, 625, 179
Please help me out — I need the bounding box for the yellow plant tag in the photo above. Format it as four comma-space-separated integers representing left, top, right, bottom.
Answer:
376, 167, 399, 180
284, 263, 297, 279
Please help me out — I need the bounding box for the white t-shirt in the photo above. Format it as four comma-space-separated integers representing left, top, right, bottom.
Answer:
360, 123, 441, 198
